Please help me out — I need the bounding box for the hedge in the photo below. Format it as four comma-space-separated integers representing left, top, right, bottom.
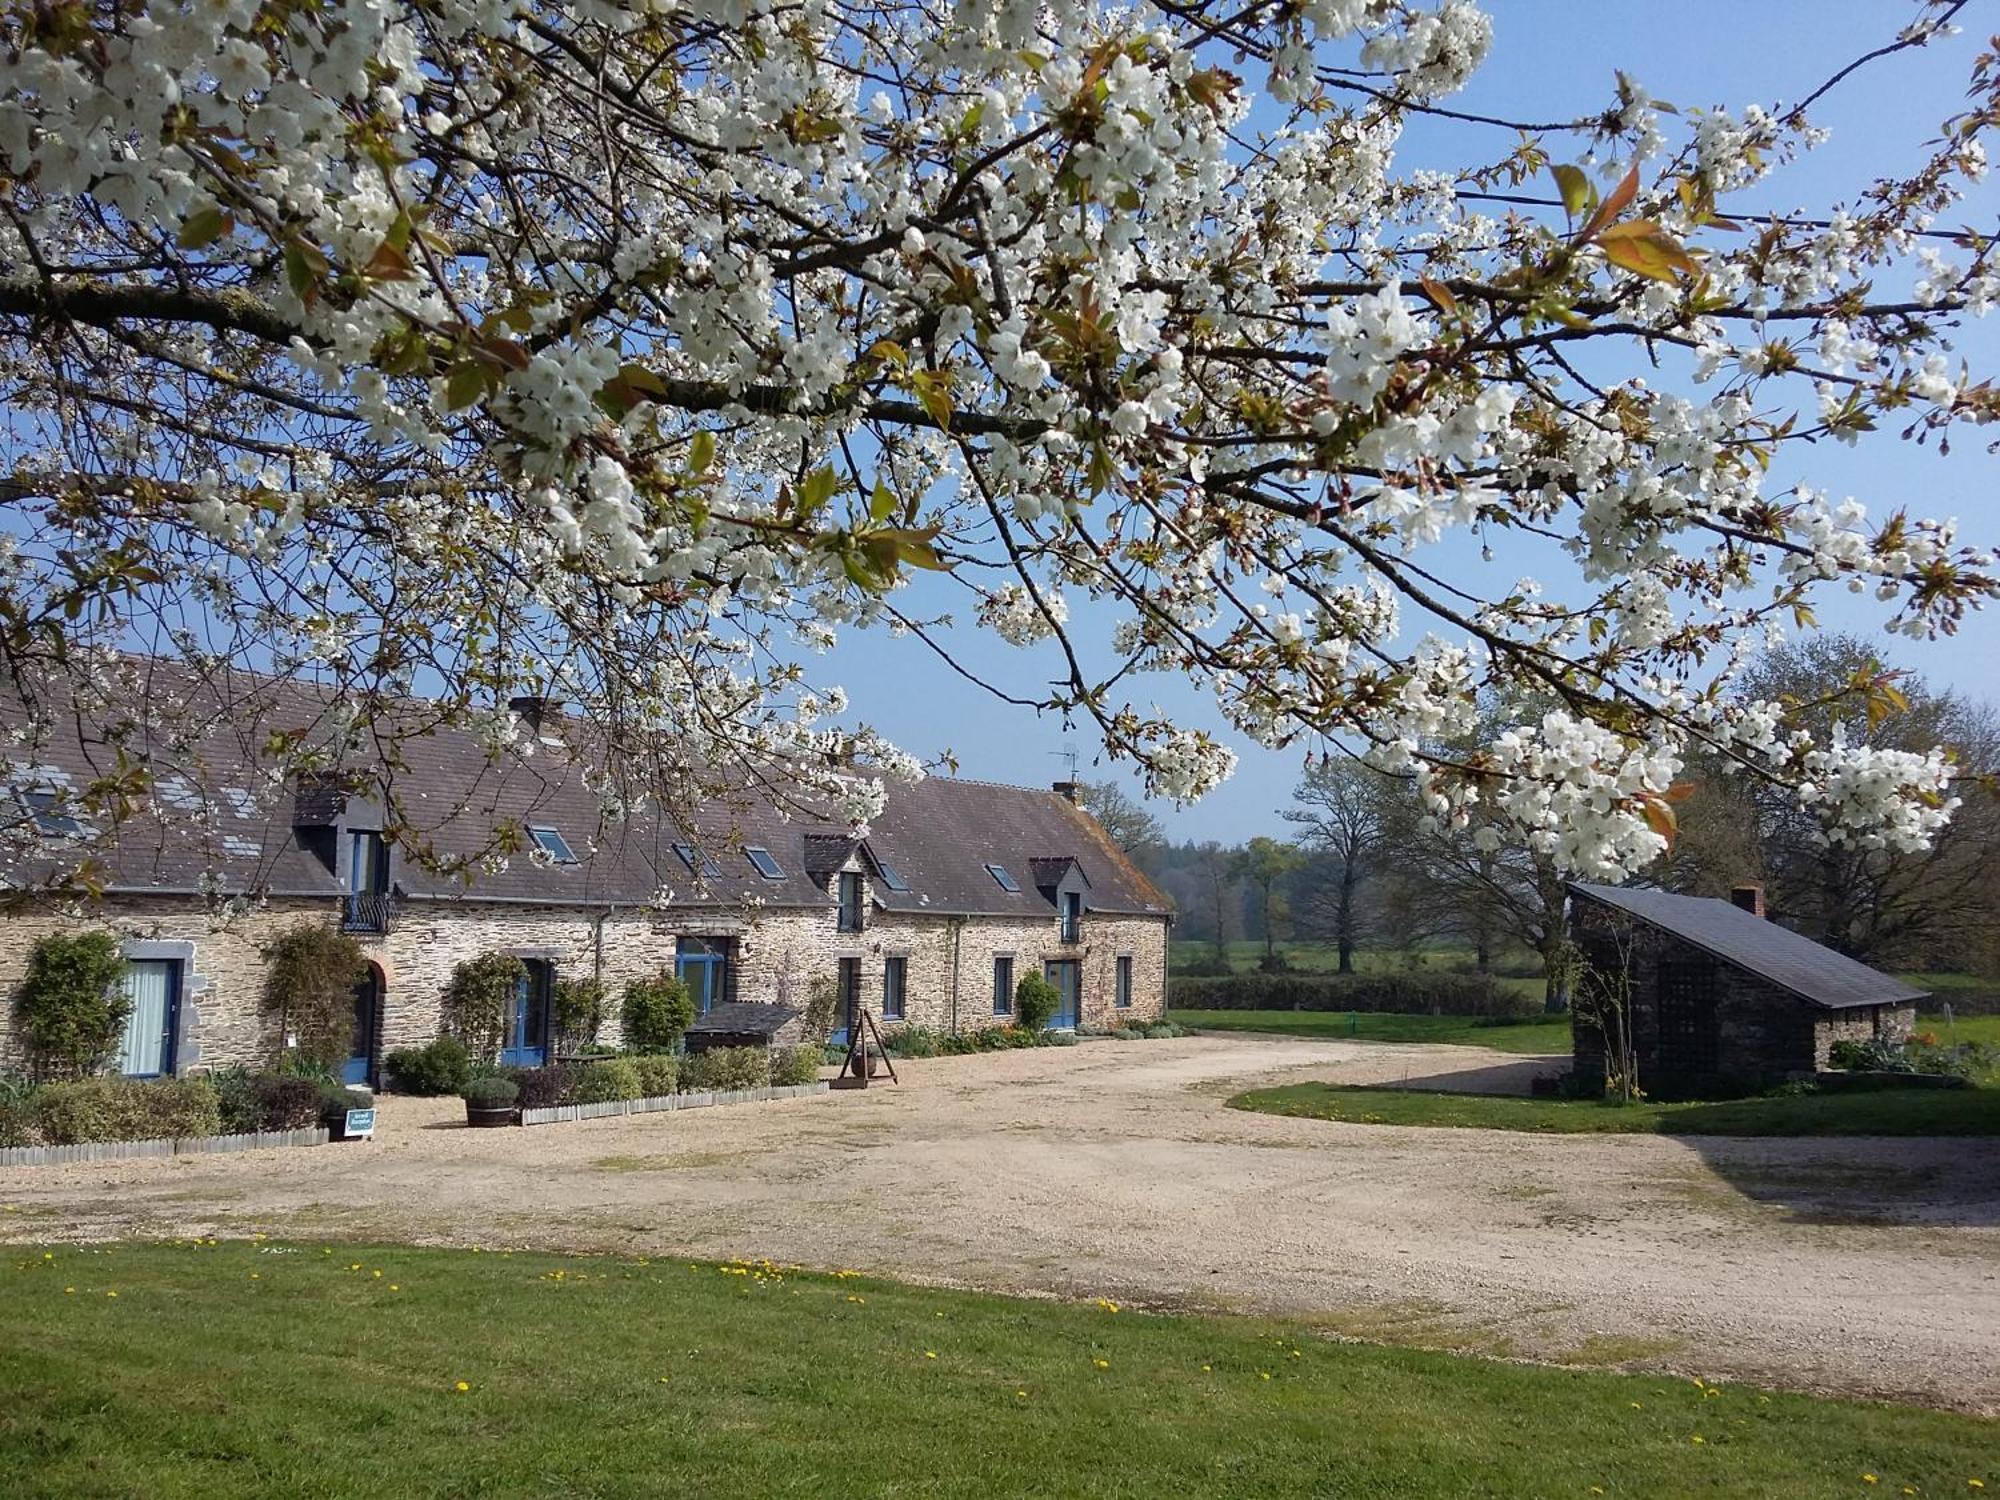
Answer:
1166, 970, 1528, 1017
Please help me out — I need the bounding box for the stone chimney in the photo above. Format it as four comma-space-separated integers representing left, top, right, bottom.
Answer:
1052, 780, 1081, 804
1730, 882, 1766, 919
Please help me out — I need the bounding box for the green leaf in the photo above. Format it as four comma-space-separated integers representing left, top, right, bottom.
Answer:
1086, 442, 1115, 497
1550, 164, 1592, 221
877, 527, 947, 571
1597, 220, 1697, 283
445, 361, 491, 411
798, 467, 840, 516
907, 370, 954, 432
688, 430, 715, 475
283, 238, 330, 308
868, 479, 897, 522
177, 207, 231, 250
615, 363, 668, 398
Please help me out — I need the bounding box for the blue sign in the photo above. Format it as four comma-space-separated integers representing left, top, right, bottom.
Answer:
344, 1108, 376, 1139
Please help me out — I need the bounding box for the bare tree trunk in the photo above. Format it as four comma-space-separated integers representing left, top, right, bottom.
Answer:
1336, 858, 1357, 973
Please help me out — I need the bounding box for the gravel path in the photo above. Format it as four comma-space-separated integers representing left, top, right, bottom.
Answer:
4, 1035, 1996, 1413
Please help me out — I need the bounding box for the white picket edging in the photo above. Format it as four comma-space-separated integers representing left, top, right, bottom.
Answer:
520, 1080, 829, 1127
0, 1126, 329, 1169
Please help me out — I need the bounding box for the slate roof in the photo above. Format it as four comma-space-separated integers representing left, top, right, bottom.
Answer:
1568, 883, 1928, 1010
0, 658, 1172, 921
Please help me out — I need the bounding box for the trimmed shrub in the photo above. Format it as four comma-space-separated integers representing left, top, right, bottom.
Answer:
31, 1076, 222, 1145
621, 971, 696, 1053
1013, 973, 1059, 1032
551, 977, 607, 1054
680, 1046, 770, 1093
1044, 1030, 1079, 1047
383, 1035, 472, 1096
462, 1075, 520, 1108
572, 1056, 643, 1104
14, 931, 129, 1081
631, 1053, 679, 1098
251, 1075, 324, 1132
442, 952, 526, 1061
771, 1047, 820, 1086
1165, 970, 1523, 1017
261, 923, 368, 1071
511, 1065, 574, 1109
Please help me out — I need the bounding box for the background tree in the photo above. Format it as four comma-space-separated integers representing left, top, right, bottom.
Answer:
1231, 838, 1305, 970
1076, 781, 1166, 860
1283, 758, 1392, 972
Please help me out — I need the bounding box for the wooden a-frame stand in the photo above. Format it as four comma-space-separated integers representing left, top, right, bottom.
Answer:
829, 1007, 899, 1089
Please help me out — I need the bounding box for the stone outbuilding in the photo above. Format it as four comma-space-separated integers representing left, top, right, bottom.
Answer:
1567, 881, 1925, 1100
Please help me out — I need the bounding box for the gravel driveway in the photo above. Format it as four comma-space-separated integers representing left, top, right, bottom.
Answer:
4, 1035, 1996, 1413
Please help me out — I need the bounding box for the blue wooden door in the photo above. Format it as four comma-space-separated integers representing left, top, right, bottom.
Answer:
342, 969, 379, 1085
1043, 960, 1080, 1030
502, 963, 549, 1066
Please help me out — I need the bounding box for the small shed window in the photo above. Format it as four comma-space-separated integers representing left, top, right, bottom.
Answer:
876, 859, 910, 892
530, 826, 577, 864
985, 863, 1020, 893
746, 846, 784, 880
1115, 955, 1133, 1009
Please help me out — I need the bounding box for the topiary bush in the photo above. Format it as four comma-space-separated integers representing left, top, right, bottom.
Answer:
30, 1076, 221, 1144
1013, 973, 1059, 1033
621, 971, 695, 1053
383, 1035, 472, 1096
1165, 970, 1522, 1017
771, 1047, 821, 1086
680, 1046, 770, 1093
14, 931, 130, 1081
441, 953, 526, 1062
261, 923, 369, 1071
631, 1053, 679, 1098
551, 977, 607, 1054
571, 1056, 642, 1103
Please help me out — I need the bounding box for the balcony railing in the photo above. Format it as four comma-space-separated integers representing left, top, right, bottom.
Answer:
341, 891, 394, 936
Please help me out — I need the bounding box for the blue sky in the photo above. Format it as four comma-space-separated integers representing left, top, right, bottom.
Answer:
824, 4, 2000, 842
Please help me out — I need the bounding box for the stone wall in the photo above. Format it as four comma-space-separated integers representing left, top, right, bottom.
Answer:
0, 880, 1170, 1080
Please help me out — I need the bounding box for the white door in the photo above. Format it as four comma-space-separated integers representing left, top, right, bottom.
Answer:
117, 960, 177, 1076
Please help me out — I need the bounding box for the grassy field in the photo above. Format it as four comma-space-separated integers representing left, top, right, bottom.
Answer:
0, 1242, 1992, 1498
1170, 1010, 1572, 1054
1232, 1082, 2000, 1136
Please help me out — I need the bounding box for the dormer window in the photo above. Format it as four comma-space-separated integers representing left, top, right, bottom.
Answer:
837, 870, 864, 933
20, 788, 83, 837
985, 863, 1020, 893
746, 846, 784, 880
530, 826, 577, 864
673, 842, 722, 879
1060, 890, 1083, 943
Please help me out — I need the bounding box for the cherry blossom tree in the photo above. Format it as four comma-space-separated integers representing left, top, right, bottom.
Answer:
3, 0, 1994, 890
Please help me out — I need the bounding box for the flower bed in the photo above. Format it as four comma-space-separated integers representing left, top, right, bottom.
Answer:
0, 1069, 367, 1167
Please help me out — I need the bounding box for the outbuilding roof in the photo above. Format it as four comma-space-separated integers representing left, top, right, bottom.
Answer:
1567, 883, 1928, 1010
0, 657, 1172, 922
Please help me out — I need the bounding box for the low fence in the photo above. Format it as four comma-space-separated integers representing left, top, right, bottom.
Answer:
0, 1126, 329, 1169
520, 1081, 829, 1126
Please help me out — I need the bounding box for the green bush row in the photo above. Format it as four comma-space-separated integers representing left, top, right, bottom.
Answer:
478, 1046, 820, 1109
0, 1075, 221, 1146
1165, 970, 1526, 1017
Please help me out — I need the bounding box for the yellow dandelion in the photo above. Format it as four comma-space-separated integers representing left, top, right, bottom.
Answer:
1592, 1489, 1606, 1496
1863, 1478, 1877, 1487
105, 1290, 117, 1299
659, 1377, 671, 1385
1093, 1359, 1109, 1370
1629, 1402, 1642, 1410
63, 1286, 74, 1294
389, 1285, 400, 1292
249, 1273, 260, 1280
372, 1270, 383, 1279
42, 1252, 53, 1260
1905, 1489, 1918, 1496
349, 1263, 362, 1271
454, 1381, 470, 1393
924, 1351, 937, 1360
1690, 1435, 1703, 1445
1260, 1371, 1272, 1381
1202, 1365, 1211, 1373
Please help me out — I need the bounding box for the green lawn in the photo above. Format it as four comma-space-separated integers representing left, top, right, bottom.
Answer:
0, 1243, 1991, 1498
1232, 1082, 2000, 1136
1171, 1009, 1571, 1055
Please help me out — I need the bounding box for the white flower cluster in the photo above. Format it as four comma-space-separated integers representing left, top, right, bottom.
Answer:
1798, 730, 1959, 853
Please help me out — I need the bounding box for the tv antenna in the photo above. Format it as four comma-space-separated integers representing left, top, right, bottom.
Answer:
1049, 742, 1080, 780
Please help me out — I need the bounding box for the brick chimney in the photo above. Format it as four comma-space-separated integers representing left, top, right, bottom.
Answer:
1052, 780, 1081, 804
1730, 882, 1766, 919
508, 694, 565, 733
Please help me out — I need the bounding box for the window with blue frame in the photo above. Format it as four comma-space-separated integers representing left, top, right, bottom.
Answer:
985, 862, 1019, 892
837, 870, 864, 932
1116, 955, 1133, 1009
876, 859, 909, 892
746, 846, 783, 879
676, 937, 731, 1014
530, 825, 577, 863
992, 954, 1014, 1017
882, 955, 907, 1021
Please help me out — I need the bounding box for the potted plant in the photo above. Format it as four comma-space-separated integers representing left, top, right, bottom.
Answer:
319, 1082, 375, 1140
462, 1074, 520, 1128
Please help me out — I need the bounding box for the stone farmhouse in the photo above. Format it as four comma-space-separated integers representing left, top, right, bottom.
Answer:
1567, 881, 1923, 1099
0, 663, 1172, 1087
